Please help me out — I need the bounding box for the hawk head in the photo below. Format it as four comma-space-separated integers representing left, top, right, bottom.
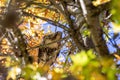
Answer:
43, 31, 62, 48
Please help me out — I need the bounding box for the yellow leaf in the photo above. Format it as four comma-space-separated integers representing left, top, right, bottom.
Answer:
112, 22, 120, 33
92, 0, 110, 6
71, 51, 89, 66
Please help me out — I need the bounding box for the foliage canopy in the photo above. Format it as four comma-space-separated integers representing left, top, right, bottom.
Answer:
0, 0, 120, 80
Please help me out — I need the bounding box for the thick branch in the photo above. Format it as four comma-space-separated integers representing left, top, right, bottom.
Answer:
59, 1, 86, 51
83, 0, 109, 56
88, 16, 109, 56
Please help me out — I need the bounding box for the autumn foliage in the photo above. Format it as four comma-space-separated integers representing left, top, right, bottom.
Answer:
0, 0, 120, 80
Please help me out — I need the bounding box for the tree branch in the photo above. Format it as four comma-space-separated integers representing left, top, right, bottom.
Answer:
21, 1, 58, 13
82, 0, 109, 56
22, 11, 69, 31
57, 1, 87, 51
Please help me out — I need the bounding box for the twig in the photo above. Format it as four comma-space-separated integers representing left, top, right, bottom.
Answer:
22, 11, 69, 31
49, 0, 65, 15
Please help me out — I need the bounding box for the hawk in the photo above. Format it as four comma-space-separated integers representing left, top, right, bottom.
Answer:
38, 31, 62, 66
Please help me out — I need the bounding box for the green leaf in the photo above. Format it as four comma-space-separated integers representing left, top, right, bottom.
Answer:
71, 51, 89, 67
111, 0, 120, 24
87, 50, 96, 59
82, 29, 91, 37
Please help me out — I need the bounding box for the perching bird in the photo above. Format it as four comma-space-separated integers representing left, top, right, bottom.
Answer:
38, 31, 62, 66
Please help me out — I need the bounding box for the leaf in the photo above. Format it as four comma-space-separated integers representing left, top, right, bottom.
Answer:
92, 0, 110, 6
71, 51, 89, 67
112, 22, 120, 33
87, 50, 96, 59
111, 0, 120, 24
114, 54, 120, 60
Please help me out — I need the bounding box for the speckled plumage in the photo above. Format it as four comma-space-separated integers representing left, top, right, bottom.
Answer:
38, 31, 62, 66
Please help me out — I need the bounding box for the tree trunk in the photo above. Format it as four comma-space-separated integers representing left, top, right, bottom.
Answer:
87, 15, 109, 56
84, 1, 109, 56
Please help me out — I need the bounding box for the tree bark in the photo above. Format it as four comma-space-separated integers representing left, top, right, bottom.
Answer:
84, 0, 109, 56
87, 15, 109, 56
